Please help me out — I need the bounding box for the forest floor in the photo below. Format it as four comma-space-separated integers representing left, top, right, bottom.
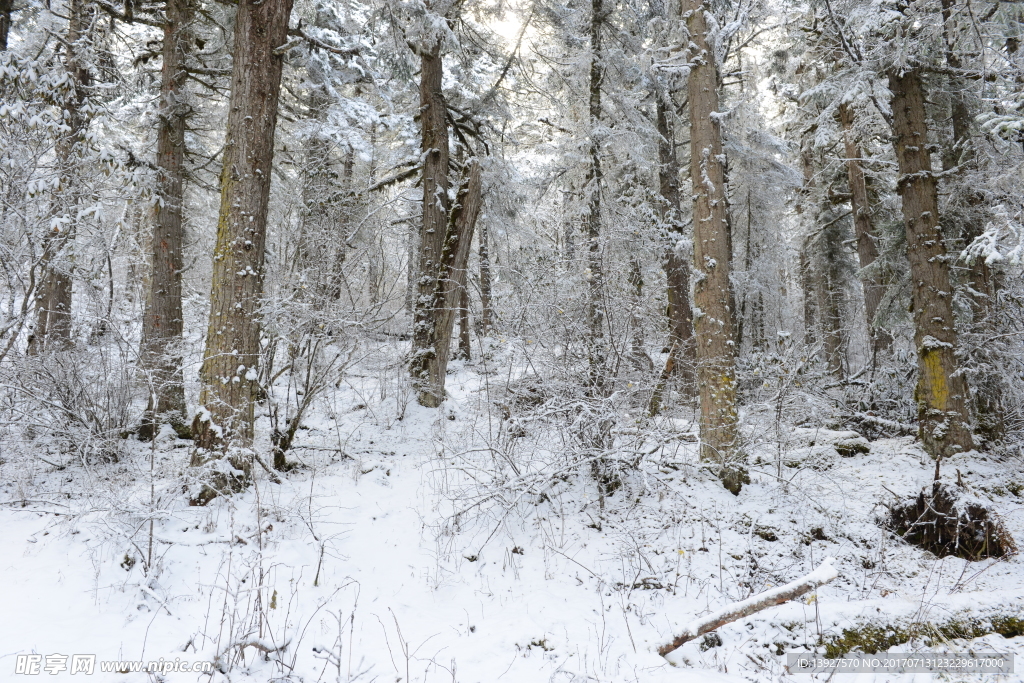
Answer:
2, 343, 1023, 682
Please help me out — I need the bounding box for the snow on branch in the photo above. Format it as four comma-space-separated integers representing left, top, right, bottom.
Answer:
658, 559, 839, 657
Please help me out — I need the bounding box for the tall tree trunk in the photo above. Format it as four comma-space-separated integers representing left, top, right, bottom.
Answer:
686, 0, 744, 494
839, 103, 891, 355
738, 187, 764, 351
800, 139, 848, 377
585, 0, 607, 390
409, 43, 451, 407
799, 242, 818, 347
191, 0, 294, 481
27, 0, 91, 355
940, 0, 1003, 441
478, 219, 492, 334
297, 88, 331, 290
940, 0, 991, 312
818, 230, 847, 379
889, 69, 973, 459
139, 0, 192, 440
657, 95, 695, 391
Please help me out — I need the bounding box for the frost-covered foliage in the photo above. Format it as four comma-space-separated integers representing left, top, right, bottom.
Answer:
1, 0, 1023, 679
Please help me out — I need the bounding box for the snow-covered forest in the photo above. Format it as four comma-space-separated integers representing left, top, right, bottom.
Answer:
2, 0, 1023, 678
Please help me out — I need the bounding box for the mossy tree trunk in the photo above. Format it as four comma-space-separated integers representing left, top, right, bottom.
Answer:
889, 69, 974, 458
409, 42, 451, 407
412, 158, 483, 403
686, 0, 744, 494
191, 0, 294, 481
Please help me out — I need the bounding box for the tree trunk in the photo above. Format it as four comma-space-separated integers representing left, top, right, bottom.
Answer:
456, 286, 471, 360
738, 187, 764, 351
799, 242, 818, 347
297, 87, 332, 289
27, 0, 91, 355
939, 0, 991, 310
409, 43, 451, 407
413, 159, 483, 402
939, 0, 1003, 441
686, 0, 744, 494
627, 258, 653, 373
889, 69, 973, 458
192, 0, 294, 474
839, 103, 891, 354
585, 0, 607, 391
0, 0, 12, 51
800, 138, 848, 377
478, 220, 493, 335
818, 232, 847, 379
139, 0, 192, 440
657, 94, 696, 394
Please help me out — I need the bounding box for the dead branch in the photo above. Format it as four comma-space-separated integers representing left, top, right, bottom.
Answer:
658, 559, 839, 657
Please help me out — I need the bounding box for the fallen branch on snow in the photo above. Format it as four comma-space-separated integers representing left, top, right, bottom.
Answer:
658, 559, 840, 657
849, 412, 917, 435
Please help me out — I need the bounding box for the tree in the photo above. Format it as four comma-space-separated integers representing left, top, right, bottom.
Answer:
1, 0, 13, 51
648, 93, 696, 416
191, 0, 295, 497
139, 0, 195, 440
839, 101, 891, 355
409, 34, 452, 408
685, 0, 744, 493
583, 0, 607, 391
26, 0, 92, 354
889, 68, 973, 458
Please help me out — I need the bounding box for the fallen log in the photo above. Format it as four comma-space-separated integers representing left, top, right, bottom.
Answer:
658, 559, 839, 657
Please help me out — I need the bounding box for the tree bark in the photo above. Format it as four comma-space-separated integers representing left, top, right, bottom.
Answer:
585, 0, 607, 391
839, 103, 891, 354
818, 232, 847, 379
939, 0, 1002, 441
414, 159, 483, 400
939, 0, 992, 313
738, 187, 764, 351
478, 219, 492, 334
627, 257, 653, 373
139, 0, 193, 440
0, 0, 12, 51
799, 242, 818, 347
657, 94, 696, 395
889, 69, 973, 458
192, 0, 294, 469
409, 43, 451, 407
686, 0, 744, 494
456, 286, 471, 360
27, 0, 91, 355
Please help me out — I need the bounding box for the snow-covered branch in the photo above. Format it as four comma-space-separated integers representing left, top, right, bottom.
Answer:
658, 559, 840, 657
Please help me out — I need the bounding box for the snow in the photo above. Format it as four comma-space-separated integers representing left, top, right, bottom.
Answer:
2, 361, 1023, 683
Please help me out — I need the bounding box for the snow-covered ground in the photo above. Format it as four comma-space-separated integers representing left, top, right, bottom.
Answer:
2, 355, 1023, 683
